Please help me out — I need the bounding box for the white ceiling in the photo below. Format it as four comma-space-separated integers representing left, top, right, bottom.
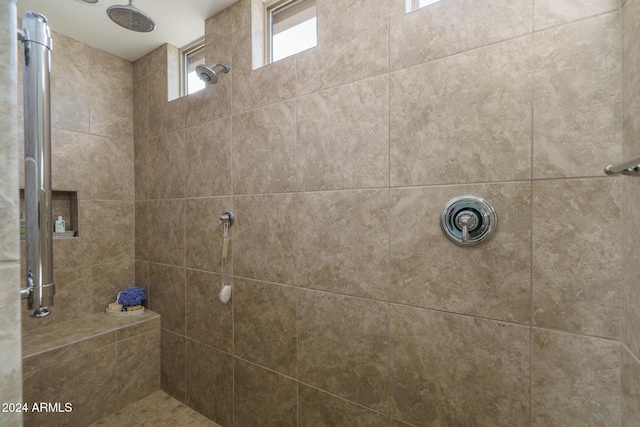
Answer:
17, 0, 239, 62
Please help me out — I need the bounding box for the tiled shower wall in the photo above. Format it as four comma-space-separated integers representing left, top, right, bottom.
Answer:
131, 0, 634, 426
0, 1, 23, 426
622, 0, 640, 422
16, 28, 136, 331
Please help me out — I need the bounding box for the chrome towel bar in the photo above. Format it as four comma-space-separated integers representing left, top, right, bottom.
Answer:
604, 156, 640, 176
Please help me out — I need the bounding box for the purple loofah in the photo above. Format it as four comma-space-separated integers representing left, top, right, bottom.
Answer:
117, 286, 146, 307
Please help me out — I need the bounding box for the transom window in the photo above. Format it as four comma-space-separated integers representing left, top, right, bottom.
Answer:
266, 0, 317, 64
181, 39, 206, 96
406, 0, 444, 12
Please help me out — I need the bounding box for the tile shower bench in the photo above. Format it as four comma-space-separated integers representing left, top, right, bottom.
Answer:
22, 310, 160, 427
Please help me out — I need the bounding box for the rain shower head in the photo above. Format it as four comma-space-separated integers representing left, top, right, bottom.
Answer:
196, 63, 231, 84
107, 0, 156, 32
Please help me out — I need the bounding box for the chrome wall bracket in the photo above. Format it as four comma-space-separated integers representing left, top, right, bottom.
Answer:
440, 196, 497, 246
219, 211, 235, 227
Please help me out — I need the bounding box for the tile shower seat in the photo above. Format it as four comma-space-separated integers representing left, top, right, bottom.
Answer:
22, 310, 161, 427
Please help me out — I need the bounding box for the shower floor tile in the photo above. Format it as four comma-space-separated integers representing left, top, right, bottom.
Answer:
89, 390, 222, 427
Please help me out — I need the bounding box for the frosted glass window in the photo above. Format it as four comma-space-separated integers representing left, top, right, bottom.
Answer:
185, 45, 205, 95
406, 0, 445, 12
268, 0, 317, 63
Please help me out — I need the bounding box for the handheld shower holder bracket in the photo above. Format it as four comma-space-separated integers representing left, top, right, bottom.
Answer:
219, 210, 235, 227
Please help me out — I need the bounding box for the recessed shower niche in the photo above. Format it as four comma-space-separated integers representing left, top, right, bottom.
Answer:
19, 189, 79, 239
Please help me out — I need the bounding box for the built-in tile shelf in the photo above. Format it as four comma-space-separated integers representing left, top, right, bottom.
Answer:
19, 189, 79, 239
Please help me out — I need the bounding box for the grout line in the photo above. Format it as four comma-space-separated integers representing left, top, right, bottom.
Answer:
296, 288, 300, 427
144, 261, 623, 343
386, 1, 392, 415
618, 2, 625, 418
293, 78, 300, 427
132, 174, 620, 206
532, 7, 621, 34
622, 341, 640, 365
229, 60, 236, 427
529, 3, 535, 422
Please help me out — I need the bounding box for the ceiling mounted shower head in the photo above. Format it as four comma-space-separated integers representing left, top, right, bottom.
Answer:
196, 63, 231, 84
107, 0, 156, 33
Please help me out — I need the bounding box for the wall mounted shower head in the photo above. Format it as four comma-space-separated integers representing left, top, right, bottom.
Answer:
107, 0, 156, 32
196, 62, 231, 84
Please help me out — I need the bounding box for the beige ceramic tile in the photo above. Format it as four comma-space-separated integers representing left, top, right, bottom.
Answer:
147, 45, 185, 137
0, 2, 18, 265
133, 55, 148, 142
535, 0, 620, 30
47, 267, 94, 324
133, 137, 149, 201
231, 26, 296, 114
299, 384, 390, 427
116, 329, 161, 408
390, 182, 531, 324
135, 261, 149, 305
148, 200, 185, 267
23, 330, 115, 374
0, 262, 22, 421
298, 290, 389, 412
185, 269, 233, 352
89, 47, 133, 141
167, 44, 180, 102
532, 329, 620, 426
91, 261, 135, 314
50, 32, 89, 133
184, 117, 232, 197
297, 189, 389, 300
149, 263, 185, 334
206, 9, 232, 44
185, 197, 233, 273
623, 180, 640, 357
90, 201, 135, 265
234, 278, 297, 376
390, 36, 532, 186
51, 128, 91, 200
234, 359, 297, 427
296, 0, 389, 96
534, 12, 621, 179
0, 198, 17, 264
161, 329, 186, 401
297, 75, 389, 191
91, 390, 221, 427
249, 0, 264, 69
135, 201, 149, 261
0, 173, 20, 262
623, 0, 640, 160
206, 0, 250, 45
390, 0, 532, 70
233, 101, 296, 194
90, 135, 134, 200
390, 305, 530, 426
116, 315, 160, 340
391, 419, 418, 427
622, 347, 640, 426
532, 178, 621, 338
23, 344, 117, 427
233, 194, 296, 284
186, 340, 233, 426
148, 130, 185, 199
185, 40, 232, 128
22, 310, 157, 359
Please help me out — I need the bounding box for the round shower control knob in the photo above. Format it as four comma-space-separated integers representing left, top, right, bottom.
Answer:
440, 196, 497, 246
